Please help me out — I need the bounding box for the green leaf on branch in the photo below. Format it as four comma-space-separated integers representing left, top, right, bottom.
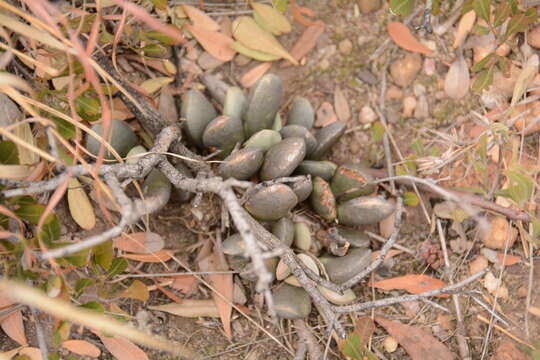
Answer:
473, 0, 491, 23
390, 0, 414, 16
472, 66, 494, 92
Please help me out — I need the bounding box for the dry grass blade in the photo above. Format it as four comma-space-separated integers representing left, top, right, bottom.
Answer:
0, 279, 202, 359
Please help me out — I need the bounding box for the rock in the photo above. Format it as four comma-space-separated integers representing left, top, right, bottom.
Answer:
293, 222, 312, 251
202, 115, 244, 155
383, 336, 398, 353
359, 106, 377, 124
272, 217, 295, 247
480, 216, 517, 250
402, 96, 417, 118
86, 119, 139, 159
358, 0, 381, 13
287, 97, 315, 129
219, 147, 264, 180
244, 74, 283, 137
309, 121, 347, 160
245, 184, 298, 221
260, 137, 306, 180
390, 53, 422, 88
337, 196, 396, 226
330, 163, 376, 201
290, 176, 313, 202
181, 89, 217, 147
386, 86, 404, 101
357, 69, 378, 85
310, 177, 337, 221
323, 248, 372, 283
295, 160, 337, 181
273, 284, 312, 319
513, 102, 540, 135
243, 129, 282, 152
223, 86, 247, 120
338, 39, 353, 54
280, 125, 317, 155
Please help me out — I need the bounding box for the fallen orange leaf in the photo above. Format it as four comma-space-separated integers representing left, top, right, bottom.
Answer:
387, 22, 433, 55
170, 275, 198, 295
0, 295, 27, 346
369, 274, 449, 298
290, 0, 321, 27
375, 317, 454, 360
240, 62, 272, 88
371, 249, 404, 262
185, 24, 235, 62
496, 253, 521, 266
62, 339, 101, 358
281, 20, 325, 67
198, 251, 233, 340
113, 232, 164, 253
121, 249, 175, 263
182, 4, 220, 32
94, 332, 149, 360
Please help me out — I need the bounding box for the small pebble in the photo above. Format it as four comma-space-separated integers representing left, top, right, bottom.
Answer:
469, 255, 488, 275
357, 69, 378, 85
359, 105, 377, 124
383, 336, 398, 353
357, 35, 370, 47
402, 96, 417, 118
319, 59, 330, 70
390, 53, 422, 88
315, 102, 337, 127
423, 58, 436, 76
338, 39, 353, 55
358, 0, 381, 13
386, 86, 403, 101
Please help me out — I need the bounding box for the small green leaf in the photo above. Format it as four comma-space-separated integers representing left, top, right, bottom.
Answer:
473, 24, 491, 35
39, 217, 61, 244
142, 43, 170, 58
145, 31, 176, 45
473, 0, 491, 23
79, 301, 104, 312
403, 192, 420, 206
63, 248, 90, 267
371, 122, 385, 142
390, 0, 414, 16
504, 11, 536, 41
472, 67, 494, 92
0, 141, 19, 164
52, 116, 75, 139
15, 204, 55, 225
505, 169, 534, 207
150, 0, 167, 10
493, 2, 511, 26
74, 278, 95, 298
76, 96, 101, 122
342, 333, 378, 360
432, 0, 441, 15
106, 257, 128, 279
478, 134, 488, 163
93, 240, 113, 270
462, 0, 474, 14
272, 0, 288, 12
471, 53, 495, 73
411, 139, 425, 156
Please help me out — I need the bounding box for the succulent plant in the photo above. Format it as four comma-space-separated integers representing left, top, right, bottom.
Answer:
244, 184, 298, 221
86, 120, 139, 160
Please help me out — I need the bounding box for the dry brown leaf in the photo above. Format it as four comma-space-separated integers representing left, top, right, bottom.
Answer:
0, 295, 27, 346
67, 177, 96, 230
252, 2, 291, 35
170, 275, 197, 295
62, 339, 101, 358
375, 317, 454, 360
282, 20, 325, 67
95, 332, 149, 360
232, 16, 297, 65
334, 87, 351, 122
492, 341, 529, 360
240, 62, 272, 88
315, 102, 337, 127
511, 54, 539, 106
369, 274, 449, 298
528, 305, 540, 318
444, 55, 470, 99
159, 85, 178, 125
371, 249, 404, 262
387, 22, 433, 55
113, 232, 164, 254
121, 249, 174, 263
181, 4, 220, 32
120, 280, 149, 302
290, 0, 320, 27
453, 11, 476, 48
0, 165, 33, 180
148, 299, 220, 318
139, 77, 174, 94
496, 253, 521, 266
186, 24, 235, 62
198, 251, 233, 340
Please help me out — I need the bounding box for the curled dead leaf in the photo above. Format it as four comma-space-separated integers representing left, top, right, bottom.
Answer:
387, 22, 432, 55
